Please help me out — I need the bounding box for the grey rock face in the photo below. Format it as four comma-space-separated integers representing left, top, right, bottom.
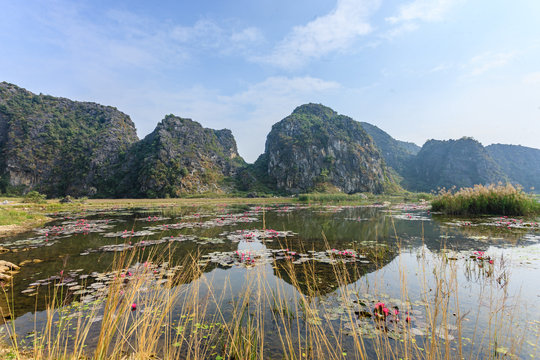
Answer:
262, 103, 387, 194
359, 121, 420, 175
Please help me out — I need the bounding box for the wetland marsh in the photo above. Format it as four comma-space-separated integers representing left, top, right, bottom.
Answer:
1, 200, 539, 359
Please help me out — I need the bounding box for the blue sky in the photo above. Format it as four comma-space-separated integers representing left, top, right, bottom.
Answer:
1, 0, 539, 162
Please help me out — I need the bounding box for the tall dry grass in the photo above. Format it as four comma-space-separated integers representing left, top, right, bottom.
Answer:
0, 236, 530, 359
431, 183, 540, 216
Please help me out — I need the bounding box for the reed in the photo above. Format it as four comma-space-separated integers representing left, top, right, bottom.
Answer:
431, 183, 540, 216
298, 193, 372, 203
298, 192, 433, 204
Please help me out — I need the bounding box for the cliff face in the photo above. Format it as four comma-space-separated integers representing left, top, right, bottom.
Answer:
260, 103, 388, 194
487, 144, 540, 192
359, 121, 420, 176
0, 83, 245, 198
405, 137, 507, 192
0, 82, 139, 197
120, 115, 244, 198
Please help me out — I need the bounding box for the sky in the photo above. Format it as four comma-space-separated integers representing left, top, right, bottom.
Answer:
1, 0, 539, 162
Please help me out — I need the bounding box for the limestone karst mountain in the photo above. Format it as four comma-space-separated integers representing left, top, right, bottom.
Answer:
1, 83, 538, 197
252, 103, 389, 194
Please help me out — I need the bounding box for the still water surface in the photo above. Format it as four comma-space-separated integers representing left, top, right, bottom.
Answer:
1, 203, 539, 358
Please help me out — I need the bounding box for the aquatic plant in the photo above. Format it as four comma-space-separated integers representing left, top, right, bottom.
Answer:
431, 183, 540, 216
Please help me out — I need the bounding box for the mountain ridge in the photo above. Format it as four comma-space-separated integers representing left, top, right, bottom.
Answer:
1, 83, 538, 197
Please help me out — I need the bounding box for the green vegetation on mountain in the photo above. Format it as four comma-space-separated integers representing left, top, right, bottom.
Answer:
256, 103, 392, 194
118, 115, 245, 198
356, 125, 540, 194
487, 144, 540, 193
1, 82, 538, 199
0, 84, 245, 198
404, 137, 507, 192
0, 82, 138, 197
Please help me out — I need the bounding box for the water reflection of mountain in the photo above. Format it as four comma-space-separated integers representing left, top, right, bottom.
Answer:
429, 214, 537, 252
271, 253, 397, 296
258, 207, 397, 294
264, 207, 393, 248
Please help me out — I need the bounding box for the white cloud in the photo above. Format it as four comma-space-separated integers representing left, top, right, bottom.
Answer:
28, 3, 264, 73
171, 20, 223, 44
98, 76, 340, 162
467, 52, 515, 76
522, 72, 540, 84
258, 0, 380, 69
225, 76, 340, 103
142, 76, 341, 161
386, 0, 461, 24
169, 20, 263, 52
231, 27, 263, 44
429, 62, 453, 73
382, 22, 419, 39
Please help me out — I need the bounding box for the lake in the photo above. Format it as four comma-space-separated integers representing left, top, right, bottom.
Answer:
1, 202, 539, 359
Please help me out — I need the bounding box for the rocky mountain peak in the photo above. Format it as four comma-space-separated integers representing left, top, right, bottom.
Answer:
260, 103, 389, 194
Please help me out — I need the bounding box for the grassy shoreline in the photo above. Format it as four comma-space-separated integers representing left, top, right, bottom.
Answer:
0, 208, 51, 238
0, 197, 297, 238
1, 187, 536, 239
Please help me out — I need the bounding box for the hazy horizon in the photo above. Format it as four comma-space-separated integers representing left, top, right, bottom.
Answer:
1, 0, 539, 162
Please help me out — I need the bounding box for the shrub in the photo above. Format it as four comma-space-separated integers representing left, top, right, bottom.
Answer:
22, 191, 47, 204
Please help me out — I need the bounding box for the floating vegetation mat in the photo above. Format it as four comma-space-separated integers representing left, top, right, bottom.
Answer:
390, 212, 431, 221
143, 212, 259, 231
446, 217, 540, 230
391, 202, 431, 211
103, 230, 157, 238
2, 219, 119, 250
80, 234, 228, 254
199, 247, 370, 267
20, 261, 181, 301
37, 219, 118, 236
219, 228, 296, 242
320, 293, 450, 340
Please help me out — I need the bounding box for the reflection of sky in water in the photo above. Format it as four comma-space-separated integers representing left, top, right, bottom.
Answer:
237, 240, 267, 252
